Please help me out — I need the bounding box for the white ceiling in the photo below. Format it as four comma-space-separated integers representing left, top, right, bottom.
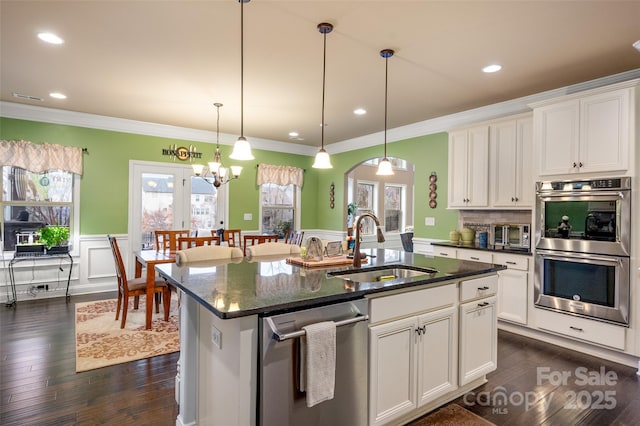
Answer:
1, 1, 640, 150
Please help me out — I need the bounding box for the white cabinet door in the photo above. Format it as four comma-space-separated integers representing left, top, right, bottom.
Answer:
417, 306, 458, 407
459, 296, 497, 386
448, 126, 489, 208
536, 87, 630, 176
515, 117, 534, 207
369, 317, 418, 426
579, 89, 629, 174
497, 268, 528, 325
536, 99, 579, 176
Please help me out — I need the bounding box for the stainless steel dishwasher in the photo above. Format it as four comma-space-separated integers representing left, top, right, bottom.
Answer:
259, 299, 369, 426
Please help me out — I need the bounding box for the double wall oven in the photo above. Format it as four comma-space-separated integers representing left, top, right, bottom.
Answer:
535, 177, 631, 325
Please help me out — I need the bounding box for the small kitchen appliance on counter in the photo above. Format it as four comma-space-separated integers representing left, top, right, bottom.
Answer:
492, 223, 530, 249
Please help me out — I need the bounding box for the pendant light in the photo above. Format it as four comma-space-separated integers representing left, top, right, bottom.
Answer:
376, 49, 394, 176
193, 103, 242, 187
312, 22, 334, 169
229, 0, 254, 161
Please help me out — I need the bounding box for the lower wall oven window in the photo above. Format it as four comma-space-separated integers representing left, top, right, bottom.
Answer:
544, 259, 616, 307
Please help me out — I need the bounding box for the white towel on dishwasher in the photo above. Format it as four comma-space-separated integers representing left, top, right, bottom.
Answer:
301, 321, 336, 407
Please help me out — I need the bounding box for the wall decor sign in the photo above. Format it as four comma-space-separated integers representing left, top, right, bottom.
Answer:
162, 144, 203, 161
428, 172, 438, 208
329, 182, 335, 209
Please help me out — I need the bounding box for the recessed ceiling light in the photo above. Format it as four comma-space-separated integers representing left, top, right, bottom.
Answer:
288, 131, 299, 137
354, 108, 367, 115
634, 40, 640, 52
50, 92, 67, 99
37, 32, 64, 45
482, 64, 502, 73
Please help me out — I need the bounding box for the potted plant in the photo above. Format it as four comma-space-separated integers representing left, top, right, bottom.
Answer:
39, 225, 70, 254
347, 202, 358, 228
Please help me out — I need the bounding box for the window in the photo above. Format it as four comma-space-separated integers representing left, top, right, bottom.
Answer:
261, 183, 295, 238
1, 167, 77, 252
356, 181, 378, 234
384, 184, 405, 233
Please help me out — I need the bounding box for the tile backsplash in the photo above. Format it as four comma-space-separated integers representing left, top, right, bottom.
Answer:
459, 210, 533, 236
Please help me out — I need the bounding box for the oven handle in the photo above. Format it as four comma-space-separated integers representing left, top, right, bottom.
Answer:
537, 190, 626, 199
536, 250, 624, 266
266, 314, 369, 342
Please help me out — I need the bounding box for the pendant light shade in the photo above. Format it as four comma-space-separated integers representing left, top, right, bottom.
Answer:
230, 0, 254, 161
376, 48, 395, 176
312, 22, 333, 169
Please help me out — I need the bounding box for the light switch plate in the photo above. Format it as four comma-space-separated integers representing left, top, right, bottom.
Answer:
243, 213, 252, 221
425, 217, 435, 226
212, 325, 222, 349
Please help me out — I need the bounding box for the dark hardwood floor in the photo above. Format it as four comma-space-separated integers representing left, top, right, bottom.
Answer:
2, 293, 640, 425
1, 292, 178, 426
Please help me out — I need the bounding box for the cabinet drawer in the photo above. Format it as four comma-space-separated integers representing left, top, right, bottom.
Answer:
460, 275, 497, 302
433, 246, 456, 258
535, 308, 626, 350
493, 253, 529, 271
369, 284, 457, 324
458, 250, 492, 263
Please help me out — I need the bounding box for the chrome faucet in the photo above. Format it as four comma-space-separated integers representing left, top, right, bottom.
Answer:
352, 212, 385, 268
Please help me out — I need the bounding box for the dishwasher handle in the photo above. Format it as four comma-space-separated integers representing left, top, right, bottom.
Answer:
266, 314, 369, 342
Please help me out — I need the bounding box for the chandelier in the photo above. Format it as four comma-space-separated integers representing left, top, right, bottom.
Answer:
192, 103, 242, 187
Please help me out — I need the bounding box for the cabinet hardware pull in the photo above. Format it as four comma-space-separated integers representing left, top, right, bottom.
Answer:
506, 261, 516, 265
471, 257, 480, 260
439, 253, 448, 256
511, 197, 515, 202
569, 326, 584, 332
477, 302, 489, 307
573, 162, 577, 168
478, 286, 489, 290
515, 197, 519, 202
415, 326, 426, 335
579, 162, 583, 168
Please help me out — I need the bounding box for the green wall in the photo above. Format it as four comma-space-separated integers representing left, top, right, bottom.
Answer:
1, 117, 457, 239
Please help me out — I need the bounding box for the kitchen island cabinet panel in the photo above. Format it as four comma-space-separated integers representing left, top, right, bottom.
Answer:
459, 295, 497, 386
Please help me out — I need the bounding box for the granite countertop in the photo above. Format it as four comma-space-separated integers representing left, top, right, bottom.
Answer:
156, 248, 504, 320
431, 241, 532, 256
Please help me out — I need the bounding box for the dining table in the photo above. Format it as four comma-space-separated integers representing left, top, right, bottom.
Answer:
134, 249, 177, 329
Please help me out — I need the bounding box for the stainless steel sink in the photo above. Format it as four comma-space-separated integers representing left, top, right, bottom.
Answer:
328, 265, 437, 284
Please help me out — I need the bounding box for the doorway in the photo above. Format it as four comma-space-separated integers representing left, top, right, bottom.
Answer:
128, 160, 227, 253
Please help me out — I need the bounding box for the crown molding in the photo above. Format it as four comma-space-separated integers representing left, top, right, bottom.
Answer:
2, 68, 638, 157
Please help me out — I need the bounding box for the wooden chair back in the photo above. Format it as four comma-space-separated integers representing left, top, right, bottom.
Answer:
155, 229, 190, 252
284, 230, 305, 246
224, 229, 242, 249
177, 235, 220, 250
108, 235, 170, 328
243, 234, 278, 256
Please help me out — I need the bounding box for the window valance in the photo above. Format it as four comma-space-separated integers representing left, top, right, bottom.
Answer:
0, 140, 84, 175
256, 163, 304, 187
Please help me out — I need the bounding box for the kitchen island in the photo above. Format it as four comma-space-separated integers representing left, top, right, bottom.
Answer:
156, 249, 504, 426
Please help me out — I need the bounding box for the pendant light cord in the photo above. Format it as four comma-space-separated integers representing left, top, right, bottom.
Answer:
321, 28, 327, 150
240, 0, 245, 138
384, 55, 388, 157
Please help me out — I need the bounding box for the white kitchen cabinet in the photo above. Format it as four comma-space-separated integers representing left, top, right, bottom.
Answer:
535, 87, 630, 176
459, 294, 497, 386
369, 316, 418, 425
369, 306, 458, 426
494, 253, 529, 325
490, 116, 534, 208
448, 126, 489, 208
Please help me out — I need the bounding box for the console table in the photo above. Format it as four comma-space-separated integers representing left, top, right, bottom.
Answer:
6, 252, 73, 307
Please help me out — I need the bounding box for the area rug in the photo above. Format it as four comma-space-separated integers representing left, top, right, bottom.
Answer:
75, 295, 179, 372
408, 403, 495, 426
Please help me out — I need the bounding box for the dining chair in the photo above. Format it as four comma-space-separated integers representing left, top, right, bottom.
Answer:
108, 235, 171, 329
155, 229, 190, 252
224, 229, 242, 249
243, 234, 278, 256
284, 230, 305, 246
177, 235, 219, 250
